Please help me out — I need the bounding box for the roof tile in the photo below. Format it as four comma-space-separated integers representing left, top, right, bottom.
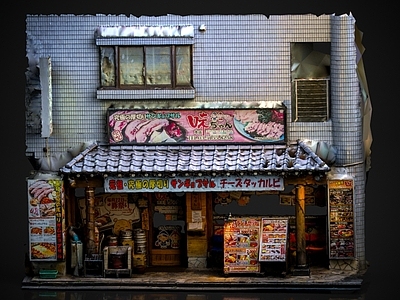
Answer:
60, 140, 331, 176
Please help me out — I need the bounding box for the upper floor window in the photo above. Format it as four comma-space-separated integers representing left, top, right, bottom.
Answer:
291, 42, 331, 122
100, 45, 193, 89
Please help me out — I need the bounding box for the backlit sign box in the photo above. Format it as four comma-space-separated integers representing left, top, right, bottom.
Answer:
107, 108, 286, 145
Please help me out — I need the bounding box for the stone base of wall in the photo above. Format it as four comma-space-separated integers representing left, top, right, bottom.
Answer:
187, 257, 207, 269
329, 259, 358, 271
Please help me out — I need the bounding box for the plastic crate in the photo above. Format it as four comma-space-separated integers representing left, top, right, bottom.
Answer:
39, 269, 58, 279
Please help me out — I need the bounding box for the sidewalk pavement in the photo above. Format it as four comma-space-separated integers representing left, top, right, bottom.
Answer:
21, 266, 366, 292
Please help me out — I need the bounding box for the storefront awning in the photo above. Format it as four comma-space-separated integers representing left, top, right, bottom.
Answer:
60, 139, 330, 177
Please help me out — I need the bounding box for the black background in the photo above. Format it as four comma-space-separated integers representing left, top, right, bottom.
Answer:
3, 1, 397, 299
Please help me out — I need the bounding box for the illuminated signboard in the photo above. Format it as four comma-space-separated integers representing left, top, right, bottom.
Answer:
107, 108, 286, 144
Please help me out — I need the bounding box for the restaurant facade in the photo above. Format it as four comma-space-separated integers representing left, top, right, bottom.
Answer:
24, 13, 372, 280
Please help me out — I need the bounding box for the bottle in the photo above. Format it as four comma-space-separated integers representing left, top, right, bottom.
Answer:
69, 227, 80, 242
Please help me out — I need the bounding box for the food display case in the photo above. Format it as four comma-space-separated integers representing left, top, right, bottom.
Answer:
223, 217, 261, 274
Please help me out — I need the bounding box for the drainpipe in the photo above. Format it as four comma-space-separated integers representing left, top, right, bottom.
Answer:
293, 184, 309, 275
85, 187, 97, 255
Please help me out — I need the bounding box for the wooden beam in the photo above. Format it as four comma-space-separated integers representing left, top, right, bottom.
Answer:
284, 174, 326, 185
70, 177, 104, 188
85, 187, 98, 255
295, 184, 307, 267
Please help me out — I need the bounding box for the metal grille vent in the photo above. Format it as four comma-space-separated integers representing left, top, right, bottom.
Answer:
294, 78, 329, 122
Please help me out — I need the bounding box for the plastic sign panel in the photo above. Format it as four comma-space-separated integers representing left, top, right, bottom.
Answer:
105, 175, 284, 193
27, 178, 65, 261
259, 218, 288, 262
223, 217, 261, 274
107, 108, 286, 144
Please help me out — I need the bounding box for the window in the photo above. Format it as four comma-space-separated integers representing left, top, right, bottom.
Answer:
100, 45, 193, 89
291, 42, 331, 122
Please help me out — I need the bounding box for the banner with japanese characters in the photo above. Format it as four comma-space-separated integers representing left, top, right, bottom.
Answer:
108, 108, 286, 144
105, 175, 284, 193
27, 178, 65, 261
223, 217, 261, 274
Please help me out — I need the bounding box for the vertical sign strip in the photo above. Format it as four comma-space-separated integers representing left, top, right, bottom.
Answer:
328, 179, 355, 259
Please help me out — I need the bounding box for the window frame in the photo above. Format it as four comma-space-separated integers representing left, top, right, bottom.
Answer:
99, 45, 193, 90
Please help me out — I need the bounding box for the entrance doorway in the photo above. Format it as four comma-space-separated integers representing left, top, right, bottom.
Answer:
149, 192, 186, 267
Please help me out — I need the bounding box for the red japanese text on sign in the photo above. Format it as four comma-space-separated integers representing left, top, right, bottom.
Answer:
105, 175, 283, 192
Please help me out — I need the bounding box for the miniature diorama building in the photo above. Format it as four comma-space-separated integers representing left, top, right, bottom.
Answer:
24, 13, 372, 280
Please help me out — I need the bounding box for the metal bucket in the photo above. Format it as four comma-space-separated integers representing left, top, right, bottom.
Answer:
134, 229, 147, 254
120, 229, 134, 248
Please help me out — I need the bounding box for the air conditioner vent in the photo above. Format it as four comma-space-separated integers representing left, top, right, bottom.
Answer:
295, 78, 329, 122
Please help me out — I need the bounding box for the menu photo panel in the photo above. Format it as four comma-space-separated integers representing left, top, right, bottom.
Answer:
328, 179, 355, 259
27, 178, 65, 261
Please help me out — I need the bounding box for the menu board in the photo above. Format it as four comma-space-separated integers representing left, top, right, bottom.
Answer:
328, 179, 355, 259
223, 217, 261, 274
259, 218, 288, 262
27, 178, 65, 261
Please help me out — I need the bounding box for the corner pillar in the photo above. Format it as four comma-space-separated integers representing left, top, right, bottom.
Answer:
293, 184, 310, 275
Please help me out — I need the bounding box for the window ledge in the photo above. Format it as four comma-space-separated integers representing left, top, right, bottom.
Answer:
97, 88, 195, 100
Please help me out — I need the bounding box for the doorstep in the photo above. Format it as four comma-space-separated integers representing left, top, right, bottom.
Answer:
21, 267, 365, 292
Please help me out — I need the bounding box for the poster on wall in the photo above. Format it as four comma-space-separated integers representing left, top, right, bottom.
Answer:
258, 218, 288, 262
107, 108, 286, 145
78, 193, 141, 235
328, 179, 355, 259
223, 217, 261, 274
27, 178, 65, 261
154, 225, 182, 249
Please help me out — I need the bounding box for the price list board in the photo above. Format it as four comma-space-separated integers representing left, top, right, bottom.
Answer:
223, 217, 261, 274
259, 218, 288, 262
328, 179, 355, 259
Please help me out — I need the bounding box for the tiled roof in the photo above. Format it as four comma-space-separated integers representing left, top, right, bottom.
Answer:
60, 140, 330, 177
